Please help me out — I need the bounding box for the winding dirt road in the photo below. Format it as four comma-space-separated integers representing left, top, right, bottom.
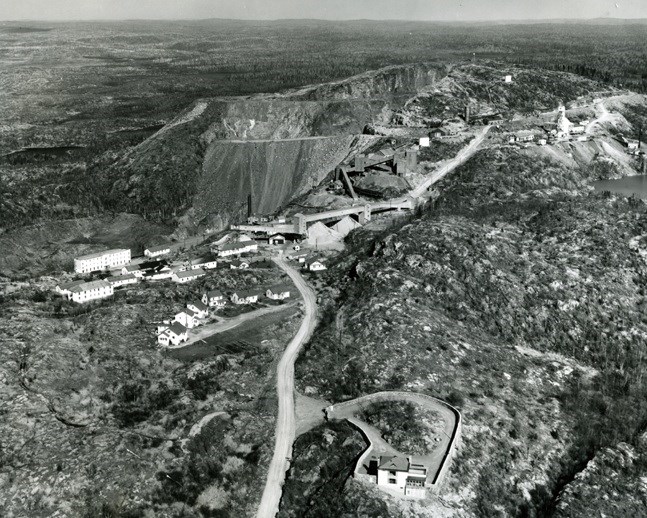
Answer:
256, 257, 318, 518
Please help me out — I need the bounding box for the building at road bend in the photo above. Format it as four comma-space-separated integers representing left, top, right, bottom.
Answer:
74, 248, 131, 273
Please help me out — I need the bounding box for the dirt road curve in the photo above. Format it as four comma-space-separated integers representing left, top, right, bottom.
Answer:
256, 257, 318, 518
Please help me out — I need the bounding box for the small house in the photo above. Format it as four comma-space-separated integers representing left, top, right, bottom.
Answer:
231, 289, 260, 305
144, 244, 171, 258
158, 322, 188, 347
504, 75, 512, 83
628, 141, 639, 150
174, 308, 199, 329
419, 137, 430, 147
187, 300, 209, 319
202, 290, 226, 308
230, 260, 250, 270
374, 455, 428, 498
269, 234, 286, 245
173, 268, 206, 284
304, 259, 327, 272
571, 125, 585, 135
266, 285, 292, 300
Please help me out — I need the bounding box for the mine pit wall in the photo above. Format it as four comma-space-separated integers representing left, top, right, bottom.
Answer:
193, 135, 361, 225
325, 391, 462, 494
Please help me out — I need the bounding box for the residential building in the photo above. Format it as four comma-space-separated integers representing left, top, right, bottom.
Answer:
174, 308, 199, 329
74, 249, 131, 274
173, 268, 206, 283
144, 244, 171, 258
108, 274, 138, 288
67, 280, 114, 303
215, 241, 258, 257
571, 125, 585, 135
419, 137, 430, 147
372, 455, 428, 498
158, 322, 188, 347
538, 138, 547, 146
55, 279, 86, 297
202, 290, 226, 308
231, 289, 260, 305
304, 259, 327, 271
187, 300, 209, 319
230, 260, 250, 270
190, 255, 218, 270
266, 285, 291, 300
504, 75, 512, 83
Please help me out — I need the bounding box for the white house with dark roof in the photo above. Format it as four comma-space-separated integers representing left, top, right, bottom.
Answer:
266, 284, 292, 300
108, 274, 138, 288
174, 308, 199, 329
158, 322, 188, 346
304, 259, 327, 271
202, 290, 226, 308
231, 289, 261, 305
144, 244, 171, 258
67, 280, 114, 303
374, 455, 428, 498
74, 249, 131, 274
172, 268, 206, 284
187, 300, 209, 319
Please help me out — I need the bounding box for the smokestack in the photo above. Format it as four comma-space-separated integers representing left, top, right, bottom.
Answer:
247, 194, 252, 218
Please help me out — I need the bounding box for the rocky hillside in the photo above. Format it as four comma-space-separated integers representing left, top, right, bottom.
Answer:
292, 145, 647, 515
98, 63, 449, 227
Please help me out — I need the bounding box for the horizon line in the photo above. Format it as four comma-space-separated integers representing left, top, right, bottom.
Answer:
1, 16, 647, 24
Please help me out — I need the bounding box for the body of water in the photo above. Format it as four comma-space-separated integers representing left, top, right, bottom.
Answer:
593, 175, 647, 198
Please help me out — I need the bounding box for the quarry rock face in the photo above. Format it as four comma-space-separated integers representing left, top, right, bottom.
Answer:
119, 63, 448, 227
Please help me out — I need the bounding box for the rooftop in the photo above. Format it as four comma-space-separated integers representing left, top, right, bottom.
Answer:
168, 322, 187, 335
189, 300, 208, 311
146, 243, 171, 253
175, 268, 205, 278
68, 280, 112, 293
75, 248, 129, 261
268, 284, 292, 294
205, 289, 224, 299
378, 455, 409, 472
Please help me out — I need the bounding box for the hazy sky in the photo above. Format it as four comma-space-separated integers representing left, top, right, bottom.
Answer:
2, 0, 647, 22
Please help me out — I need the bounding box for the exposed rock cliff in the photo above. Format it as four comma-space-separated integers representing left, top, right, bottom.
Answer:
107, 63, 449, 227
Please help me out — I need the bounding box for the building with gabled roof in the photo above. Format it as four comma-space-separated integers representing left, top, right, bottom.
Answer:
214, 241, 258, 257
158, 322, 188, 347
303, 259, 327, 271
374, 455, 428, 498
202, 290, 226, 307
231, 289, 261, 305
173, 268, 206, 283
266, 284, 292, 300
144, 243, 171, 258
55, 279, 86, 296
174, 308, 199, 329
187, 300, 209, 319
74, 249, 131, 274
67, 280, 114, 303
108, 274, 138, 288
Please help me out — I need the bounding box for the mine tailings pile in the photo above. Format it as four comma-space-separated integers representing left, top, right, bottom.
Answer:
117, 63, 449, 227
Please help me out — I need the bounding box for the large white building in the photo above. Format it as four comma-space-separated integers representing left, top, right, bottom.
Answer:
66, 280, 114, 303
74, 249, 131, 274
144, 244, 171, 258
